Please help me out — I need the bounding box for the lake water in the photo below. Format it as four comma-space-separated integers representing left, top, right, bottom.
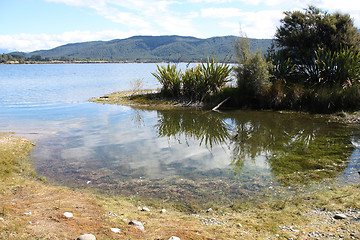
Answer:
1, 63, 359, 210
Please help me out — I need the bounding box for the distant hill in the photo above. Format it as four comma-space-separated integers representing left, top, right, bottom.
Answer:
20, 35, 274, 62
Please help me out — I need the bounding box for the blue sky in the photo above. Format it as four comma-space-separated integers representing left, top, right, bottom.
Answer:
1, 0, 359, 52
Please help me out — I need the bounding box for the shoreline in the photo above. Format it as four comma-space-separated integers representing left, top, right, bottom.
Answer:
2, 93, 360, 239
1, 132, 360, 239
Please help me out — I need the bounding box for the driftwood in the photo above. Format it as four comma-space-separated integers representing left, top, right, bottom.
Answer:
212, 97, 230, 112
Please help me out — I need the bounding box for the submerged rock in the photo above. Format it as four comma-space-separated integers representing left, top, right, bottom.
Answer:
129, 220, 145, 231
77, 234, 96, 240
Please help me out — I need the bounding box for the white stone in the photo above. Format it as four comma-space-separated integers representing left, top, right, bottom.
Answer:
334, 213, 347, 219
141, 206, 150, 212
160, 209, 167, 214
63, 212, 73, 218
169, 236, 181, 240
129, 220, 145, 231
24, 212, 32, 216
77, 234, 96, 240
110, 228, 121, 233
206, 208, 213, 213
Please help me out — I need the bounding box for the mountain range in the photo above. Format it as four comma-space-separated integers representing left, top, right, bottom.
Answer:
14, 35, 273, 62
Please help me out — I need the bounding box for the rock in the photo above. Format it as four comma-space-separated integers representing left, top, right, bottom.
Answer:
24, 212, 32, 216
129, 220, 145, 231
206, 208, 213, 213
334, 213, 347, 219
122, 218, 128, 222
63, 212, 73, 218
110, 227, 121, 233
0, 217, 5, 222
160, 209, 167, 214
77, 234, 96, 240
236, 223, 242, 228
169, 236, 181, 240
141, 206, 150, 212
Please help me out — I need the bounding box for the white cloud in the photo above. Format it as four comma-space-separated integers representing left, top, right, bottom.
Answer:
44, 0, 199, 37
200, 8, 283, 38
201, 8, 242, 18
188, 0, 233, 3
218, 21, 240, 35
314, 0, 360, 27
238, 10, 284, 38
4, 0, 359, 52
0, 30, 138, 52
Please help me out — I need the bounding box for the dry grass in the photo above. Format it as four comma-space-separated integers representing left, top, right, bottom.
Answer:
89, 90, 207, 110
1, 133, 360, 239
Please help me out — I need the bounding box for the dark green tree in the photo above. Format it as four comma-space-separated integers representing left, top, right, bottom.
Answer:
275, 6, 360, 64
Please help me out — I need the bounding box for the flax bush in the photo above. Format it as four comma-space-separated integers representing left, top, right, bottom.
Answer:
152, 58, 232, 102
152, 64, 182, 97
314, 46, 360, 87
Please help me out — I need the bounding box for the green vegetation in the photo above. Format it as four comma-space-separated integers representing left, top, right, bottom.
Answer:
231, 6, 360, 113
234, 37, 272, 105
3, 36, 272, 63
0, 53, 26, 64
149, 7, 360, 113
152, 58, 232, 102
269, 6, 360, 113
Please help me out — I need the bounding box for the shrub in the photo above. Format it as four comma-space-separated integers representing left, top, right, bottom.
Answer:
200, 57, 233, 97
182, 65, 206, 101
153, 58, 232, 102
234, 37, 272, 105
314, 46, 360, 87
152, 64, 181, 97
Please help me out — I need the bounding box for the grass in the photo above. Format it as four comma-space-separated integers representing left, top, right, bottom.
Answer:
1, 132, 360, 239
90, 89, 210, 110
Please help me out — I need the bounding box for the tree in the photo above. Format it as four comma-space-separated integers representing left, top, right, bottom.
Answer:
234, 37, 272, 99
275, 6, 360, 64
273, 6, 360, 84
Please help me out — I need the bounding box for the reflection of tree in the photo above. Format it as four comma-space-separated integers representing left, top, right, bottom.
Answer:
230, 112, 353, 184
155, 110, 231, 149
153, 109, 353, 185
130, 109, 145, 128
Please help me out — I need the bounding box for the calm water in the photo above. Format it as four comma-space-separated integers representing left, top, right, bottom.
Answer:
1, 63, 359, 209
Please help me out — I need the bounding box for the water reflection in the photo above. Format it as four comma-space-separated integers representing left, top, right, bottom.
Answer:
156, 110, 231, 149
30, 105, 357, 209
154, 109, 355, 185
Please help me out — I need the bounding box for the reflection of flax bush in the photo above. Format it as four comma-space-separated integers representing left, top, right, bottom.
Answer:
153, 58, 232, 101
156, 110, 231, 149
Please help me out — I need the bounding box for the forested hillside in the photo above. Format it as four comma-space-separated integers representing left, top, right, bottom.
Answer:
16, 35, 272, 62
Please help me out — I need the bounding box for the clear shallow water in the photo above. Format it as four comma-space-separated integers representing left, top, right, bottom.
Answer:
1, 63, 359, 209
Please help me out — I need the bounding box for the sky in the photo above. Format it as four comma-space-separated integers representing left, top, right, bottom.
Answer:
1, 0, 360, 52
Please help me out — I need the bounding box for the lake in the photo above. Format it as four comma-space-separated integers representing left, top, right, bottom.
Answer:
1, 63, 359, 210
